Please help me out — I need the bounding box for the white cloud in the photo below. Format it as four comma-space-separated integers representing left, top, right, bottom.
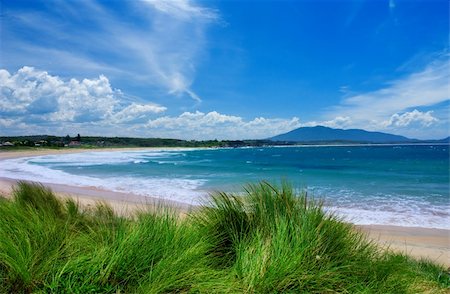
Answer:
0, 67, 300, 139
326, 56, 449, 133
112, 103, 167, 123
2, 0, 217, 103
389, 0, 396, 10
0, 67, 166, 124
383, 109, 438, 127
143, 111, 300, 140
143, 0, 218, 21
146, 111, 242, 129
0, 118, 24, 128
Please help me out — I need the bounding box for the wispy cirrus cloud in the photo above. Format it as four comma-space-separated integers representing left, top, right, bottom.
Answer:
2, 0, 218, 103
389, 0, 396, 11
143, 0, 219, 21
323, 55, 449, 137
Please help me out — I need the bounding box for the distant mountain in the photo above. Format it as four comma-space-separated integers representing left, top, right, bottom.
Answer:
431, 136, 450, 143
270, 126, 416, 143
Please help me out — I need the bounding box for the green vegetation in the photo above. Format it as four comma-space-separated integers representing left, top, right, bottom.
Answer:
0, 182, 448, 293
0, 135, 277, 149
2, 134, 447, 149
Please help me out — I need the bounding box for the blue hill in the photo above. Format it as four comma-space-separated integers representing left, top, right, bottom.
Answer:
270, 126, 415, 143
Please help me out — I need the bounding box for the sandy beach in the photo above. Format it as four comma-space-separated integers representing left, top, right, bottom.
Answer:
0, 148, 196, 215
358, 225, 449, 267
1, 148, 449, 267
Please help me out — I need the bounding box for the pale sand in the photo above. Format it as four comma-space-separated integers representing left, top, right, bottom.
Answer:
0, 146, 196, 160
358, 225, 449, 267
1, 148, 449, 267
0, 177, 194, 217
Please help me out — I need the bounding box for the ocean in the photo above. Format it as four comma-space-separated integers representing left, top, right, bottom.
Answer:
1, 145, 449, 229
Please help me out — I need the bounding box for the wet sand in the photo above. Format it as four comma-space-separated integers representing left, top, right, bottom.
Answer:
1, 148, 449, 267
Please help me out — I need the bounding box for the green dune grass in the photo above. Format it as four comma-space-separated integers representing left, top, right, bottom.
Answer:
0, 181, 448, 293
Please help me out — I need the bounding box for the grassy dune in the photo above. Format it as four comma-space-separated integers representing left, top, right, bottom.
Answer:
0, 182, 448, 293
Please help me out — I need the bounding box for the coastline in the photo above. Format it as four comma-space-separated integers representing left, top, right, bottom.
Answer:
0, 148, 449, 267
0, 177, 194, 217
0, 146, 201, 160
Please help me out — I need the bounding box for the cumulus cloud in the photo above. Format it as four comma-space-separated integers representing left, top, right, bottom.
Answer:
112, 103, 167, 123
0, 67, 301, 139
383, 109, 438, 127
0, 67, 166, 124
0, 118, 24, 128
142, 111, 300, 140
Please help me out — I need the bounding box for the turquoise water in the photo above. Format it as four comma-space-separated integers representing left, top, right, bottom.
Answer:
1, 145, 449, 228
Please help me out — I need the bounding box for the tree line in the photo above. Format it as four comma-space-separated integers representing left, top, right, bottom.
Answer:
0, 135, 284, 148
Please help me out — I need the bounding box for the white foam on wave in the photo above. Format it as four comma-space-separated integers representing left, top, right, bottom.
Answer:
0, 152, 206, 205
324, 206, 450, 229
26, 150, 181, 167
307, 186, 450, 229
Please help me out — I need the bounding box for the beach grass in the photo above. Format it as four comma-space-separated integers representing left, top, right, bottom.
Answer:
0, 182, 448, 293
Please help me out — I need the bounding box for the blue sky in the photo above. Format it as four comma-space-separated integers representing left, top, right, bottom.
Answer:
1, 0, 448, 139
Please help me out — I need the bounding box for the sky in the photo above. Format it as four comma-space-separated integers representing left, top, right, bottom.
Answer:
0, 0, 448, 140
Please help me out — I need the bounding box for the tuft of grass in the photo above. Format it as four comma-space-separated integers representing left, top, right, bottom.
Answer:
0, 182, 70, 292
194, 181, 448, 293
13, 181, 65, 218
0, 181, 448, 293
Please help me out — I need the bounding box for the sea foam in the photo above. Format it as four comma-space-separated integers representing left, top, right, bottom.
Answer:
312, 186, 450, 229
0, 151, 206, 205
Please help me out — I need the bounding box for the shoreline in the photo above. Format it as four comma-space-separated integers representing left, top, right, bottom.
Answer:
0, 177, 195, 217
0, 146, 203, 160
0, 148, 449, 267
